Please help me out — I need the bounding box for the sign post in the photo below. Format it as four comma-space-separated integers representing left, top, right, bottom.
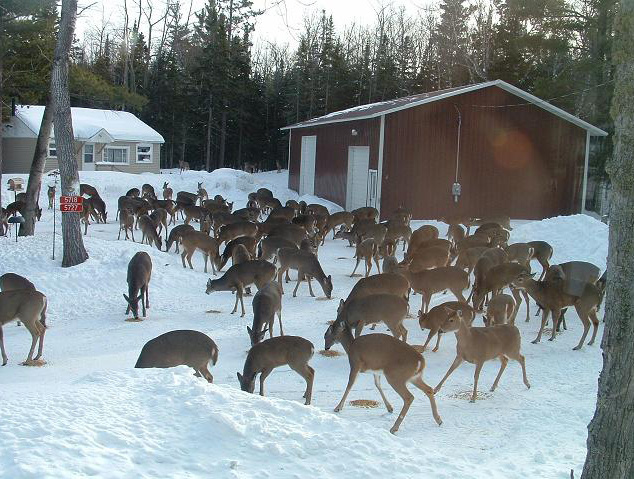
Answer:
60, 195, 84, 212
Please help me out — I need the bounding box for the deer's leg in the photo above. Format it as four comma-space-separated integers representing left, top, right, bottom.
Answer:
548, 309, 562, 342
306, 277, 315, 297
532, 309, 549, 344
187, 251, 195, 270
410, 375, 442, 426
572, 309, 591, 351
373, 373, 394, 413
354, 322, 364, 338
334, 364, 360, 412
510, 288, 523, 323
259, 367, 273, 396
292, 273, 302, 297
375, 256, 381, 274
277, 268, 286, 294
434, 355, 463, 393
490, 356, 509, 392
432, 331, 442, 352
118, 226, 122, 240
34, 318, 45, 361
0, 325, 7, 366
470, 362, 484, 402
238, 287, 246, 317
203, 254, 209, 274
451, 288, 467, 304
522, 290, 530, 322
23, 321, 40, 364
131, 228, 135, 243
181, 251, 187, 268
350, 258, 361, 277
290, 363, 314, 405
145, 284, 150, 309
141, 287, 147, 317
422, 329, 437, 351
199, 364, 214, 383
587, 310, 599, 346
277, 311, 284, 336
384, 373, 415, 434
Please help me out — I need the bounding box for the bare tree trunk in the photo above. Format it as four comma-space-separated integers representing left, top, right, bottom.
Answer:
582, 1, 634, 477
205, 93, 213, 172
20, 97, 54, 236
52, 0, 88, 267
218, 111, 227, 168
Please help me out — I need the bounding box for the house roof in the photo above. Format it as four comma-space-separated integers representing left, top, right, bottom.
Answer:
12, 105, 165, 143
281, 80, 608, 136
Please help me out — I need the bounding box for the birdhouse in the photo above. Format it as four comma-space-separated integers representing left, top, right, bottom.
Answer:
7, 178, 24, 192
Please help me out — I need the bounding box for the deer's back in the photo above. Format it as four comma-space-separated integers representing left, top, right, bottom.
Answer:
410, 267, 468, 291
348, 273, 409, 301
128, 252, 152, 283
342, 294, 407, 325
0, 290, 46, 323
248, 335, 314, 370
457, 324, 521, 363
135, 330, 218, 369
349, 334, 422, 373
0, 273, 35, 292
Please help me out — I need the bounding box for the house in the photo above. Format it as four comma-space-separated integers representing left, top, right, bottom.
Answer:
1, 105, 164, 174
282, 80, 608, 220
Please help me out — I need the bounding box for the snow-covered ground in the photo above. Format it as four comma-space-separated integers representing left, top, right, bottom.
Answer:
0, 169, 607, 478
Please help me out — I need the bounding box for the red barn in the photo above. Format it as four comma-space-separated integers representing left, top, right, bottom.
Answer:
282, 80, 607, 220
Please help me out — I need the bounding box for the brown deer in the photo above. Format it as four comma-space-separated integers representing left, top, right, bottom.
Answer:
237, 335, 315, 404
80, 183, 99, 197
217, 236, 258, 270
81, 198, 97, 235
218, 221, 259, 245
434, 309, 530, 402
350, 238, 380, 277
142, 184, 156, 199
471, 262, 529, 315
90, 194, 107, 223
206, 260, 276, 317
447, 223, 465, 245
418, 301, 475, 352
179, 160, 190, 172
118, 208, 136, 241
351, 206, 379, 222
138, 215, 163, 250
337, 294, 409, 340
257, 235, 297, 263
162, 182, 173, 200
197, 182, 209, 205
405, 225, 440, 258
266, 223, 308, 246
135, 330, 218, 382
511, 271, 601, 350
344, 273, 410, 307
406, 266, 470, 313
527, 241, 554, 280
149, 208, 169, 240
180, 231, 220, 274
322, 211, 354, 239
384, 223, 412, 251
276, 248, 333, 298
401, 245, 451, 273
183, 205, 208, 225
47, 185, 56, 209
0, 273, 36, 327
124, 252, 152, 320
454, 246, 488, 275
165, 224, 194, 253
247, 281, 283, 346
483, 294, 516, 326
504, 243, 535, 270
324, 319, 442, 434
126, 187, 140, 198
268, 206, 296, 222
0, 289, 48, 366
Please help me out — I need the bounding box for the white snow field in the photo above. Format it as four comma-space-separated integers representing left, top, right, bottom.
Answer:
0, 169, 607, 479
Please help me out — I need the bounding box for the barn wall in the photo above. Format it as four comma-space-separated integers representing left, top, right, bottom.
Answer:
288, 118, 380, 207
380, 86, 587, 220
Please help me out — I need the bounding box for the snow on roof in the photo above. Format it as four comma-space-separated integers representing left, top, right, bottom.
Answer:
281, 80, 608, 136
15, 105, 165, 143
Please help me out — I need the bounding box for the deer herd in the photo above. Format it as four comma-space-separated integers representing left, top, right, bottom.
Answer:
0, 176, 608, 435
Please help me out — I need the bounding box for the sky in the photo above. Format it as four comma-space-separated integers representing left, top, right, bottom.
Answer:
76, 0, 433, 49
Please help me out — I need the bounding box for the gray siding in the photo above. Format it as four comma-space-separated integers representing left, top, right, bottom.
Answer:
2, 138, 36, 174
94, 142, 160, 174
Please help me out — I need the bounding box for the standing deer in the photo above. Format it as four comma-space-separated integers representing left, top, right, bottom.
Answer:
180, 231, 220, 274
406, 266, 470, 313
124, 252, 152, 320
47, 186, 56, 209
118, 208, 136, 241
237, 336, 315, 404
138, 215, 163, 250
434, 309, 531, 402
179, 160, 190, 172
337, 294, 409, 341
197, 182, 209, 205
135, 330, 218, 382
165, 224, 194, 253
247, 281, 283, 346
162, 182, 173, 200
0, 273, 36, 327
484, 294, 516, 326
324, 319, 442, 434
418, 301, 475, 352
276, 248, 333, 298
0, 289, 47, 366
350, 238, 380, 277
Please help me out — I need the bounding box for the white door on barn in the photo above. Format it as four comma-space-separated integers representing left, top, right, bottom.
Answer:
299, 136, 317, 196
346, 146, 370, 211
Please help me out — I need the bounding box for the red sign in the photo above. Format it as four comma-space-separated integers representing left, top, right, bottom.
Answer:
60, 196, 84, 212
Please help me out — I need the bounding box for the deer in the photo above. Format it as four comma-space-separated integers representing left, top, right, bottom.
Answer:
149, 208, 169, 240
511, 271, 601, 350
401, 245, 451, 273
471, 262, 529, 316
133, 200, 153, 229
47, 185, 56, 209
138, 215, 163, 250
284, 199, 300, 215
266, 223, 308, 246
149, 198, 177, 225
337, 294, 409, 341
81, 198, 97, 235
257, 235, 297, 263
483, 294, 516, 326
434, 309, 530, 402
162, 182, 173, 200
118, 208, 136, 242
418, 301, 475, 352
0, 289, 48, 366
322, 211, 354, 239
469, 215, 512, 231
217, 236, 258, 270
389, 206, 412, 226
454, 246, 489, 275
405, 225, 440, 258
142, 183, 156, 199
206, 260, 276, 317
504, 243, 535, 270
165, 224, 194, 253
183, 205, 208, 226
116, 195, 144, 221
527, 241, 553, 280
344, 273, 410, 307
0, 208, 7, 236
258, 196, 282, 215
306, 203, 329, 217
247, 281, 283, 346
233, 206, 260, 222
350, 238, 380, 277
351, 206, 379, 223
135, 330, 218, 382
0, 273, 36, 327
197, 182, 209, 205
268, 206, 296, 222
124, 252, 152, 320
237, 335, 315, 404
405, 266, 470, 313
218, 221, 259, 245
382, 255, 400, 275
324, 319, 442, 434
276, 248, 333, 298
179, 159, 190, 172
180, 231, 220, 274
447, 223, 465, 245
90, 194, 107, 223
80, 183, 99, 197
126, 187, 140, 198
384, 223, 412, 251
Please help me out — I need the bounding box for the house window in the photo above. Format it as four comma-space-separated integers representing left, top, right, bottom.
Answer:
101, 146, 129, 164
48, 141, 57, 158
83, 144, 94, 163
136, 144, 152, 163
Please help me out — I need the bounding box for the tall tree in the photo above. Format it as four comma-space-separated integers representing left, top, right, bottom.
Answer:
582, 0, 634, 476
51, 0, 88, 267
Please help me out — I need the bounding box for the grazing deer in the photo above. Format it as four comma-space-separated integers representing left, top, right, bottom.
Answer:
511, 271, 601, 350
124, 252, 152, 320
197, 182, 208, 205
325, 319, 442, 434
118, 208, 136, 241
162, 182, 173, 200
149, 208, 169, 240
277, 248, 333, 298
405, 225, 440, 258
484, 294, 516, 326
126, 187, 140, 198
179, 160, 190, 172
322, 211, 354, 239
81, 198, 97, 235
80, 183, 99, 197
237, 335, 315, 404
0, 289, 48, 366
418, 301, 475, 352
337, 294, 409, 340
454, 246, 488, 275
180, 231, 220, 274
141, 183, 156, 199
344, 273, 410, 308
527, 241, 553, 280
47, 186, 56, 209
206, 260, 276, 317
165, 224, 194, 253
406, 266, 469, 313
434, 309, 530, 402
350, 238, 380, 277
135, 330, 218, 382
91, 194, 107, 223
217, 236, 258, 270
248, 281, 283, 346
0, 273, 36, 327
138, 215, 163, 250
133, 200, 153, 229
